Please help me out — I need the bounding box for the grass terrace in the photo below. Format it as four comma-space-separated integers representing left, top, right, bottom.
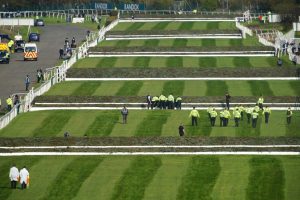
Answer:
43, 80, 300, 97
1, 156, 300, 200
0, 110, 299, 137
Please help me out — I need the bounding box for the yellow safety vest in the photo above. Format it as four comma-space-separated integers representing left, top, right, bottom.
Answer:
189, 109, 200, 118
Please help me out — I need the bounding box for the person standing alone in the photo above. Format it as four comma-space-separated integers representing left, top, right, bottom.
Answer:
121, 106, 129, 124
225, 93, 231, 109
178, 123, 185, 136
189, 107, 200, 126
286, 107, 293, 125
9, 164, 19, 189
25, 75, 30, 91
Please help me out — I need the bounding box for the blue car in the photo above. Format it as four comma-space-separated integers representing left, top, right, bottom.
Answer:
28, 33, 40, 42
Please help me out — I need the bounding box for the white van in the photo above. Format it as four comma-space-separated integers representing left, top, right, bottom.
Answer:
24, 43, 38, 61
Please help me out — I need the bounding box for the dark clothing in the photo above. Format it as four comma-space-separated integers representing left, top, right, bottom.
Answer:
21, 182, 27, 189
178, 125, 184, 136
258, 103, 263, 110
25, 76, 30, 91
234, 117, 240, 127
220, 117, 224, 127
11, 181, 17, 189
252, 118, 257, 128
225, 94, 231, 109
223, 118, 229, 127
264, 113, 270, 124
287, 116, 292, 124
175, 100, 182, 110
146, 95, 151, 109
240, 112, 244, 121
247, 113, 251, 124
121, 108, 128, 124
191, 117, 198, 126
211, 117, 216, 126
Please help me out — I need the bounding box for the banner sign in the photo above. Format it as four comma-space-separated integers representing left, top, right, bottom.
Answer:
121, 3, 145, 11
94, 2, 113, 10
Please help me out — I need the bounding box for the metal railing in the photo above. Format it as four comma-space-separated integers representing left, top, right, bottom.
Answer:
0, 17, 120, 130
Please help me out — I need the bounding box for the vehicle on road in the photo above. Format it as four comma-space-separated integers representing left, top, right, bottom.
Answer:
24, 43, 38, 61
0, 43, 10, 64
14, 40, 25, 52
34, 19, 45, 26
28, 33, 40, 42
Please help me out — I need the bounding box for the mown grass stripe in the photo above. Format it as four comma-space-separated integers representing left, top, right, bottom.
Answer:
179, 22, 194, 30
230, 39, 243, 46
248, 81, 274, 96
247, 157, 284, 200
166, 57, 183, 68
116, 40, 131, 47
162, 81, 185, 96
207, 22, 220, 29
115, 81, 143, 96
42, 157, 103, 200
135, 111, 170, 136
205, 80, 228, 96
233, 57, 252, 68
202, 39, 216, 46
173, 39, 188, 47
144, 39, 159, 47
111, 156, 162, 200
133, 57, 150, 68
86, 111, 119, 136
97, 57, 117, 68
71, 82, 101, 96
176, 156, 221, 200
33, 111, 74, 137
289, 81, 300, 96
152, 22, 170, 30
126, 22, 145, 31
186, 111, 212, 136
198, 57, 217, 67
0, 157, 41, 200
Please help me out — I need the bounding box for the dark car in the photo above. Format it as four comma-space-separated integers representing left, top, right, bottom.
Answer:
34, 19, 45, 26
14, 40, 25, 52
28, 33, 40, 42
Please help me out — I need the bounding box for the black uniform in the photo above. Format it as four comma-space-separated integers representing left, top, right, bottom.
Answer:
225, 94, 231, 109
178, 125, 185, 136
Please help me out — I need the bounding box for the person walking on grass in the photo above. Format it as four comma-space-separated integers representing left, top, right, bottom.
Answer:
210, 108, 218, 127
9, 164, 19, 189
19, 166, 29, 190
245, 106, 252, 124
121, 106, 129, 124
287, 107, 293, 125
263, 106, 271, 124
225, 93, 231, 109
189, 107, 200, 126
251, 111, 259, 128
178, 123, 185, 136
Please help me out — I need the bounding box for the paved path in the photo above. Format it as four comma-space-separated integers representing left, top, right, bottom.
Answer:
0, 24, 87, 103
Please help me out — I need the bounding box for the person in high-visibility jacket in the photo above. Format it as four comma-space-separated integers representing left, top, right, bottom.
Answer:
207, 106, 213, 120
286, 107, 293, 125
175, 96, 182, 110
253, 104, 260, 113
151, 96, 159, 109
245, 106, 253, 124
239, 105, 245, 121
219, 109, 225, 127
210, 108, 218, 126
6, 96, 13, 111
262, 106, 271, 124
257, 95, 264, 110
159, 94, 166, 109
189, 107, 200, 126
223, 108, 231, 127
233, 108, 241, 127
167, 94, 175, 109
7, 40, 14, 53
251, 111, 259, 128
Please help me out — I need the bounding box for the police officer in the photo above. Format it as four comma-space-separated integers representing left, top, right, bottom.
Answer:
245, 106, 252, 124
233, 108, 241, 127
167, 94, 175, 109
175, 96, 182, 110
159, 94, 166, 109
210, 108, 218, 126
189, 107, 200, 126
263, 106, 271, 124
6, 96, 13, 111
151, 96, 159, 109
251, 111, 259, 128
223, 108, 231, 127
257, 95, 264, 110
253, 104, 260, 113
146, 94, 151, 109
286, 107, 293, 125
121, 106, 129, 124
239, 105, 245, 121
219, 109, 225, 127
8, 40, 14, 52
207, 106, 213, 121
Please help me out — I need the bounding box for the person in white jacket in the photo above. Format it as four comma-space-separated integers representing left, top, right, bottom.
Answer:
19, 166, 29, 189
9, 164, 19, 189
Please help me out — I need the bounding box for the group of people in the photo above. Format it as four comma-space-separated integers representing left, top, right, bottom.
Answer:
146, 94, 182, 110
59, 37, 76, 59
9, 165, 30, 189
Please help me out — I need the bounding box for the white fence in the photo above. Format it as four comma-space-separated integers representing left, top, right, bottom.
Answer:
0, 18, 120, 130
235, 20, 253, 38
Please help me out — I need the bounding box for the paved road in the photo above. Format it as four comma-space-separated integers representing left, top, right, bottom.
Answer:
0, 24, 87, 104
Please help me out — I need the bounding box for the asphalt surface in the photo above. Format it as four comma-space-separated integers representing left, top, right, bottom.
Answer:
0, 24, 87, 104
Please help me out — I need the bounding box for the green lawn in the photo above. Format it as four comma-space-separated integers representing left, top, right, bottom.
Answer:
44, 80, 300, 97
0, 110, 299, 137
99, 38, 262, 48
0, 156, 300, 200
112, 21, 237, 31
73, 56, 295, 68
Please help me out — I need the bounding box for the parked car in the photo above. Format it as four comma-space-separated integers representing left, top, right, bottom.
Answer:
28, 33, 40, 42
24, 43, 38, 61
34, 19, 45, 26
0, 43, 10, 64
14, 40, 25, 52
